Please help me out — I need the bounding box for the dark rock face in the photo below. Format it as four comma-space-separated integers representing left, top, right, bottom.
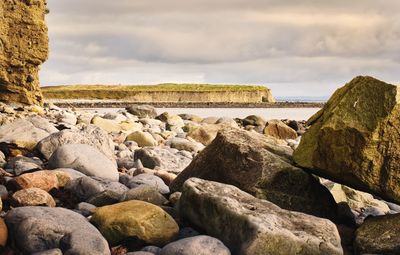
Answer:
0, 0, 49, 105
5, 206, 110, 255
179, 178, 343, 255
293, 76, 400, 203
354, 214, 400, 255
170, 128, 337, 219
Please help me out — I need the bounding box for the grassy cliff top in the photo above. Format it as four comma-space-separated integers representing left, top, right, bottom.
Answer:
42, 83, 269, 93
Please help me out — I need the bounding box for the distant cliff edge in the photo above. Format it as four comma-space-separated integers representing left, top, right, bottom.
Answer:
42, 84, 276, 103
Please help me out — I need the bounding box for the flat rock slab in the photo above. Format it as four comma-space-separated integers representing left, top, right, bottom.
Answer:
5, 207, 110, 255
180, 178, 343, 255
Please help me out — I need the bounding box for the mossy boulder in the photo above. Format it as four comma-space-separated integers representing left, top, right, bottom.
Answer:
293, 76, 400, 203
90, 200, 179, 246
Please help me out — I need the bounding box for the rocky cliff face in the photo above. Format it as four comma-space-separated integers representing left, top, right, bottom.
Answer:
0, 0, 48, 105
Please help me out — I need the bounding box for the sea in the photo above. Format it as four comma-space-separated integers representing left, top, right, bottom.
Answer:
83, 107, 321, 121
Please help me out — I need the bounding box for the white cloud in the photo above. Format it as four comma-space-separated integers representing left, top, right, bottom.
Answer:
41, 0, 400, 97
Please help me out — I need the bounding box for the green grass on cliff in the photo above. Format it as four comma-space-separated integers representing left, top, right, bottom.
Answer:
42, 83, 270, 100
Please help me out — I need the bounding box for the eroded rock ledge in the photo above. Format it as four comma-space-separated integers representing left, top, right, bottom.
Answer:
0, 0, 48, 105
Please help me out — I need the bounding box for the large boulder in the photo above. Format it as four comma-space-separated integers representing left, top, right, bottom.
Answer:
170, 128, 337, 219
90, 200, 179, 246
293, 76, 400, 203
37, 125, 115, 162
5, 207, 110, 255
354, 214, 400, 254
48, 144, 119, 181
0, 0, 49, 105
180, 178, 343, 255
0, 117, 57, 149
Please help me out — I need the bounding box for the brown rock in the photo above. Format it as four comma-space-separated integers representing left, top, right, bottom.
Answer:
264, 119, 297, 140
12, 187, 56, 207
0, 0, 49, 105
14, 170, 71, 192
0, 218, 7, 248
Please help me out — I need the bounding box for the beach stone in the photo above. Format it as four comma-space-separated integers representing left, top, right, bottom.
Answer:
134, 147, 192, 173
171, 128, 337, 219
48, 144, 119, 181
329, 183, 390, 213
159, 235, 230, 255
66, 176, 128, 202
201, 117, 219, 124
56, 112, 77, 125
180, 178, 343, 255
157, 112, 185, 129
242, 115, 266, 127
126, 105, 157, 118
86, 190, 122, 207
14, 170, 71, 192
168, 137, 204, 153
0, 218, 7, 248
263, 119, 297, 140
5, 207, 110, 255
5, 156, 43, 175
0, 185, 8, 200
154, 170, 177, 185
90, 200, 179, 246
0, 117, 57, 149
141, 246, 162, 253
126, 131, 158, 147
37, 125, 115, 162
186, 123, 235, 146
31, 249, 63, 255
293, 76, 400, 203
354, 214, 400, 254
53, 168, 87, 180
91, 116, 125, 133
12, 188, 56, 207
124, 174, 169, 194
123, 185, 168, 206
75, 202, 97, 217
179, 114, 203, 122
126, 252, 153, 255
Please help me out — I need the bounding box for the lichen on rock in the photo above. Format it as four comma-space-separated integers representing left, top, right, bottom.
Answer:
0, 0, 49, 105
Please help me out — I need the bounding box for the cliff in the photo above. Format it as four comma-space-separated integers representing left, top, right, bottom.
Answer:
42, 84, 276, 103
0, 0, 49, 105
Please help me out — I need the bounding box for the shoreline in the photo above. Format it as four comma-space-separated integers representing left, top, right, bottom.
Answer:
46, 100, 325, 109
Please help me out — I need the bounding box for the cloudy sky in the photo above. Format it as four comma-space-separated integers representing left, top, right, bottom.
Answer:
40, 0, 400, 98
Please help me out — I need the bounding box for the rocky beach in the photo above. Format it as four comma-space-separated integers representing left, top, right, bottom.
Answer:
0, 76, 397, 254
0, 1, 399, 254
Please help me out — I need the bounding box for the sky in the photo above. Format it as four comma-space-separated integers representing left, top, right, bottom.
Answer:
40, 0, 400, 98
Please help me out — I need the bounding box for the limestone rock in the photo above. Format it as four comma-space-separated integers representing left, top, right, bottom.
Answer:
0, 116, 57, 149
293, 76, 400, 203
126, 131, 157, 147
170, 128, 337, 219
5, 206, 110, 254
48, 144, 119, 181
37, 125, 115, 162
0, 0, 49, 105
126, 105, 157, 118
12, 187, 56, 207
264, 119, 297, 140
90, 200, 179, 246
329, 183, 390, 213
354, 214, 400, 254
14, 170, 71, 192
159, 235, 231, 255
180, 178, 343, 255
